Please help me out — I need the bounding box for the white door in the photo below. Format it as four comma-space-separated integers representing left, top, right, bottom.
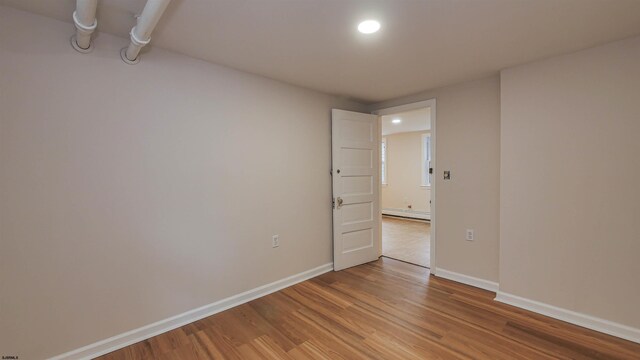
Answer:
332, 109, 380, 271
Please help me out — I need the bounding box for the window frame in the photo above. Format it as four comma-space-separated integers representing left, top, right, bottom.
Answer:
421, 133, 431, 187
381, 137, 388, 185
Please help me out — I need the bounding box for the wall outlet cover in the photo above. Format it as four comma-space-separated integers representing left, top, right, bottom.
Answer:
466, 229, 474, 241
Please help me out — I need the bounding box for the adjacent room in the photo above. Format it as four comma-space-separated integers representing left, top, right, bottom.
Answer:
380, 108, 432, 267
2, 1, 640, 359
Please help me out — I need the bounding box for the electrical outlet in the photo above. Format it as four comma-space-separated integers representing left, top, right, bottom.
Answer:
272, 235, 280, 248
466, 229, 474, 241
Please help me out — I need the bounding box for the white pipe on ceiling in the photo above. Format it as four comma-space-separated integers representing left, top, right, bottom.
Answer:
71, 0, 98, 53
121, 0, 172, 64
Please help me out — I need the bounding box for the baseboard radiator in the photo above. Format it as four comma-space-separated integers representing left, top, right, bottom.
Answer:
382, 208, 430, 220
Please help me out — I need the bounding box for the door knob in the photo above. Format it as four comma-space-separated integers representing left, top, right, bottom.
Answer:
336, 197, 344, 209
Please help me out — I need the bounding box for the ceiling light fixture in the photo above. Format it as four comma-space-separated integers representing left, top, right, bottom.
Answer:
358, 20, 381, 34
392, 119, 401, 124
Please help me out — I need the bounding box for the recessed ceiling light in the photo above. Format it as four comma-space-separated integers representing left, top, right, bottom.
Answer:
392, 119, 401, 124
358, 20, 381, 34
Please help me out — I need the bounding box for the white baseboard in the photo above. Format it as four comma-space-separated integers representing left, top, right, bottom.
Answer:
495, 291, 640, 344
434, 268, 498, 292
49, 263, 334, 360
382, 208, 430, 220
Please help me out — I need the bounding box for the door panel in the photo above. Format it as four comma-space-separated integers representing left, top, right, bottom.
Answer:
332, 109, 380, 271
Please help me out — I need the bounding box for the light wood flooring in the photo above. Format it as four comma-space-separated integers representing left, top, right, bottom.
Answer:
382, 215, 430, 267
98, 258, 640, 359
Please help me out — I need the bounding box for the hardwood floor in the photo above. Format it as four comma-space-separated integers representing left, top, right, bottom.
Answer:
382, 215, 430, 267
98, 258, 640, 359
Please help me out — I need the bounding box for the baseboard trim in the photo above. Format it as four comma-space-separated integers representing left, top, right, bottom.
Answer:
382, 208, 430, 220
434, 268, 498, 292
495, 291, 640, 344
49, 263, 334, 360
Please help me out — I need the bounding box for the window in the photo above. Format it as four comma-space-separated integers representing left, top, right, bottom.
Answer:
381, 137, 387, 184
421, 133, 431, 186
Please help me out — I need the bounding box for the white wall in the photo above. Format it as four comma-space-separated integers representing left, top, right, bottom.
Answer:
0, 7, 365, 359
381, 131, 431, 215
371, 76, 501, 282
500, 35, 640, 330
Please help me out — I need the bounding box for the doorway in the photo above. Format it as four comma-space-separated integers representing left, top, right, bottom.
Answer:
375, 100, 435, 269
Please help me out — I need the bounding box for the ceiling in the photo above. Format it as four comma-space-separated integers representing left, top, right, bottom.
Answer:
382, 108, 430, 136
3, 0, 640, 103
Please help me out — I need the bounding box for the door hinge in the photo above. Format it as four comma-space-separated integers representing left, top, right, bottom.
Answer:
429, 167, 433, 174
332, 198, 336, 209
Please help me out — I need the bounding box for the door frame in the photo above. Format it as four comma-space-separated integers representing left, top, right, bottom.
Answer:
372, 99, 437, 272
